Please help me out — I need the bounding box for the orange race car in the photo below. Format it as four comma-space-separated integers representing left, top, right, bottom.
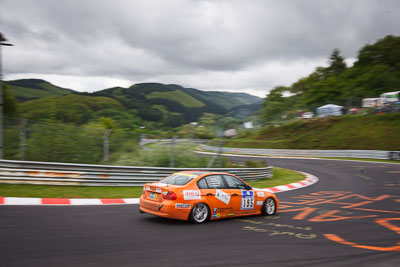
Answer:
139, 171, 278, 223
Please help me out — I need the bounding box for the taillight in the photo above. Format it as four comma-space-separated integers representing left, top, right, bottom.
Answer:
162, 191, 177, 200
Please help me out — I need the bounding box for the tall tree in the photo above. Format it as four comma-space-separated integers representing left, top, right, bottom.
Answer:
3, 83, 18, 116
327, 49, 347, 76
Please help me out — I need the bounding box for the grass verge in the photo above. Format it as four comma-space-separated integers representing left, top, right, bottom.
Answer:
248, 167, 305, 188
316, 157, 400, 163
198, 148, 400, 164
0, 184, 143, 199
0, 167, 305, 199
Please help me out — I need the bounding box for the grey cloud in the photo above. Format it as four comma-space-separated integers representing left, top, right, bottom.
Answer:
1, 0, 399, 95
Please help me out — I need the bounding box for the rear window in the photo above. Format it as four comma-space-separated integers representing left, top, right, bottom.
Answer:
160, 174, 197, 185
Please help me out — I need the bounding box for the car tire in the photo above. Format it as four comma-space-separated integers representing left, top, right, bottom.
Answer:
262, 197, 276, 216
188, 203, 210, 224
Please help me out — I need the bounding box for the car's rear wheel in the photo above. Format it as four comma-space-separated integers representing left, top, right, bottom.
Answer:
189, 203, 209, 224
262, 197, 276, 216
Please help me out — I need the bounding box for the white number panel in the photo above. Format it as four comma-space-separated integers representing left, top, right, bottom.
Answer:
241, 190, 255, 210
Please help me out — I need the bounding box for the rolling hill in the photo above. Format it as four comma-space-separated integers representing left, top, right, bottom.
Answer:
6, 79, 262, 126
6, 79, 73, 101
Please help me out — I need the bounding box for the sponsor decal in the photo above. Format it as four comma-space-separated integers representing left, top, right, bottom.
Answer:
237, 211, 254, 215
213, 208, 217, 212
241, 190, 255, 210
215, 189, 231, 205
150, 192, 158, 199
208, 177, 221, 187
227, 213, 235, 216
212, 213, 221, 218
156, 188, 162, 193
183, 190, 201, 200
216, 207, 233, 211
257, 200, 263, 206
175, 203, 191, 209
152, 183, 168, 187
257, 191, 265, 197
145, 186, 150, 191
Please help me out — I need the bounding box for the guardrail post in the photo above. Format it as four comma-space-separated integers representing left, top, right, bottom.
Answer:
103, 129, 112, 165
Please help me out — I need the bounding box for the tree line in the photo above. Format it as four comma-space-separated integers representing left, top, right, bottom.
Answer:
262, 35, 400, 121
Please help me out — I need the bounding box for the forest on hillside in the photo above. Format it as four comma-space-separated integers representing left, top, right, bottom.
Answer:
2, 35, 399, 164
262, 35, 400, 122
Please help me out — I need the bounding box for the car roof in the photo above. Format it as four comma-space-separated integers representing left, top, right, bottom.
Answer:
177, 171, 212, 176
175, 171, 235, 177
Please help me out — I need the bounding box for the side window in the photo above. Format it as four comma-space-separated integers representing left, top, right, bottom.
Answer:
205, 175, 227, 189
197, 178, 208, 189
224, 175, 247, 189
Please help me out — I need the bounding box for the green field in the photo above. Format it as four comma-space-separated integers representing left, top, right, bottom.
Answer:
146, 90, 205, 108
248, 167, 305, 188
7, 81, 71, 100
222, 114, 400, 150
0, 167, 304, 199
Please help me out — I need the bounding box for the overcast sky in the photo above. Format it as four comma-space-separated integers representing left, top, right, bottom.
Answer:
1, 0, 399, 97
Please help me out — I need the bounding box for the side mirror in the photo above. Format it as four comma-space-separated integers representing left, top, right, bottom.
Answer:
245, 184, 252, 190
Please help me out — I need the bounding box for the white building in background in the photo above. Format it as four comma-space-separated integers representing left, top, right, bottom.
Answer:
243, 121, 254, 129
380, 91, 400, 104
362, 98, 385, 108
316, 104, 343, 117
224, 129, 237, 137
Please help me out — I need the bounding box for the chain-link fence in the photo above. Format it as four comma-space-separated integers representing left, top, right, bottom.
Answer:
3, 117, 137, 164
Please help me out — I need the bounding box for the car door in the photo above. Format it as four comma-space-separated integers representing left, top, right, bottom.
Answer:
223, 175, 255, 216
197, 175, 233, 218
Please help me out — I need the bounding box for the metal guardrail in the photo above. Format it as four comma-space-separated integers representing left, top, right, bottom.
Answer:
200, 144, 400, 160
0, 159, 273, 187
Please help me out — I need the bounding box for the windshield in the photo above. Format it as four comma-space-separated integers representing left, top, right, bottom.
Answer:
160, 173, 197, 185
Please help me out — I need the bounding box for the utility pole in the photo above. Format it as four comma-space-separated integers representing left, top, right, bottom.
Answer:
0, 33, 13, 159
217, 140, 225, 168
103, 129, 112, 165
170, 136, 176, 167
19, 119, 27, 160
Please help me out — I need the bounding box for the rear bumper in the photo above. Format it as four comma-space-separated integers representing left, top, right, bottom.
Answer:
139, 197, 190, 221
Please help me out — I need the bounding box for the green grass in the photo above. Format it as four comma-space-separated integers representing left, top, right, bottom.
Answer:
146, 90, 205, 108
0, 167, 304, 199
224, 114, 400, 150
199, 147, 400, 164
248, 167, 305, 188
8, 82, 71, 100
316, 157, 400, 164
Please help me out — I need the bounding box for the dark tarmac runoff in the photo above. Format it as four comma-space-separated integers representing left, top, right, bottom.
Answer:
0, 158, 399, 266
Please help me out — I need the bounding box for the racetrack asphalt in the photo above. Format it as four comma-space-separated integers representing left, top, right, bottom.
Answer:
0, 157, 399, 266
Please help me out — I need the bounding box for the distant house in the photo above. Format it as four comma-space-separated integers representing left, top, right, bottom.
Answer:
380, 91, 400, 104
362, 98, 384, 108
243, 121, 254, 129
316, 104, 343, 117
224, 129, 237, 137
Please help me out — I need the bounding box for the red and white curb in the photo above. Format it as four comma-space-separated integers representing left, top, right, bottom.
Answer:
0, 172, 318, 206
0, 197, 139, 206
256, 172, 319, 194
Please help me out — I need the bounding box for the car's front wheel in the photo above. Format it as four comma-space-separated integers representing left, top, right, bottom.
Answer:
189, 203, 209, 224
262, 197, 276, 216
